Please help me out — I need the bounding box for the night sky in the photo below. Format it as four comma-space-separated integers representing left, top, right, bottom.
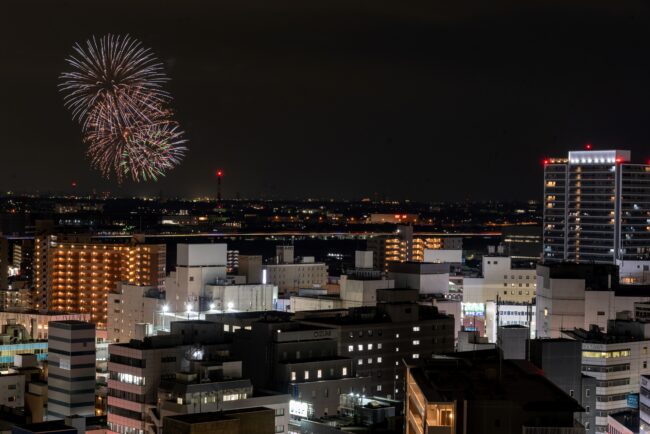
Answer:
2, 0, 650, 200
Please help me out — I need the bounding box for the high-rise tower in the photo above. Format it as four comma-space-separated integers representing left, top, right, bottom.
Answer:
543, 149, 650, 263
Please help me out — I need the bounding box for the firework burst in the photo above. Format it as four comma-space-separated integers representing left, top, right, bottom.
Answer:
60, 34, 187, 182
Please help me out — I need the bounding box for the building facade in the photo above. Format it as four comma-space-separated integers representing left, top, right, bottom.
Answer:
47, 320, 96, 419
36, 237, 165, 328
543, 149, 650, 264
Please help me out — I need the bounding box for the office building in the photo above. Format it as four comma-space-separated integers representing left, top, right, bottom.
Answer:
405, 349, 584, 434
148, 357, 289, 434
563, 321, 650, 434
543, 149, 650, 264
47, 320, 96, 419
162, 408, 276, 434
233, 317, 369, 418
463, 255, 537, 304
35, 236, 165, 328
298, 288, 455, 400
107, 321, 231, 433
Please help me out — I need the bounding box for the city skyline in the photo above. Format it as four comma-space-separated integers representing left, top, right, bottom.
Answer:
3, 0, 650, 200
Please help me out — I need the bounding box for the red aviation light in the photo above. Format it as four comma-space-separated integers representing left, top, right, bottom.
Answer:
585, 143, 592, 150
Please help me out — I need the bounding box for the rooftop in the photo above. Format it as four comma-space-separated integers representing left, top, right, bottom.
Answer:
408, 349, 583, 413
165, 407, 273, 424
610, 410, 639, 433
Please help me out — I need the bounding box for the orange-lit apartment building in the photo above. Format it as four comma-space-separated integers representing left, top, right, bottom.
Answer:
368, 225, 462, 270
34, 236, 165, 328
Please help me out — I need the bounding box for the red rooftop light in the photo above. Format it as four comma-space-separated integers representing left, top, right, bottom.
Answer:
616, 158, 623, 164
217, 170, 223, 177
543, 159, 550, 165
586, 143, 592, 150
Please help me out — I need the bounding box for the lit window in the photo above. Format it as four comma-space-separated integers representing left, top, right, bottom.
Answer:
413, 326, 420, 332
304, 371, 309, 380
396, 347, 400, 352
317, 369, 322, 379
358, 359, 363, 365
342, 367, 348, 376
291, 372, 296, 381
377, 357, 383, 363
367, 358, 372, 364
377, 385, 382, 392
378, 343, 382, 349
367, 344, 373, 350
413, 353, 419, 359
348, 345, 353, 352
413, 340, 420, 346
395, 333, 400, 338
358, 344, 363, 351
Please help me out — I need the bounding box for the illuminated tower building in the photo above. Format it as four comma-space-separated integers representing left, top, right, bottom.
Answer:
35, 237, 165, 329
543, 149, 650, 263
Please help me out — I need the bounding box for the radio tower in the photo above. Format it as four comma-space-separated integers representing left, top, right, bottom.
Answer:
216, 169, 223, 205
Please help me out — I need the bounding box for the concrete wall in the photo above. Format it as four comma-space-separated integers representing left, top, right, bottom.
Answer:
177, 244, 227, 267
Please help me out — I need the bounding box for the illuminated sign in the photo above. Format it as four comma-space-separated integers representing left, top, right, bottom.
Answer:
59, 357, 70, 370
289, 400, 310, 417
462, 303, 485, 316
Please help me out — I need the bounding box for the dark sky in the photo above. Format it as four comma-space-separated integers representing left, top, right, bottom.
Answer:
2, 0, 650, 201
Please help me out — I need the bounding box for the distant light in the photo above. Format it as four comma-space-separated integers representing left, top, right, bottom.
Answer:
162, 304, 169, 313
217, 170, 223, 177
585, 143, 592, 150
227, 302, 234, 310
543, 159, 549, 165
186, 303, 192, 312
209, 303, 215, 310
616, 157, 623, 164
71, 181, 77, 188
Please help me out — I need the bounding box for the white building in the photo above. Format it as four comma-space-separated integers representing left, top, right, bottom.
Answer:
107, 282, 163, 343
423, 248, 462, 264
536, 263, 650, 338
165, 244, 228, 312
463, 256, 537, 304
264, 262, 328, 293
203, 282, 278, 312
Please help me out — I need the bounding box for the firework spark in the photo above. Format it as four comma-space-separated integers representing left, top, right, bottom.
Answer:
60, 34, 187, 182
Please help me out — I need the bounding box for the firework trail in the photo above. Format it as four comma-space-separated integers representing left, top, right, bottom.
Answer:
60, 34, 186, 182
